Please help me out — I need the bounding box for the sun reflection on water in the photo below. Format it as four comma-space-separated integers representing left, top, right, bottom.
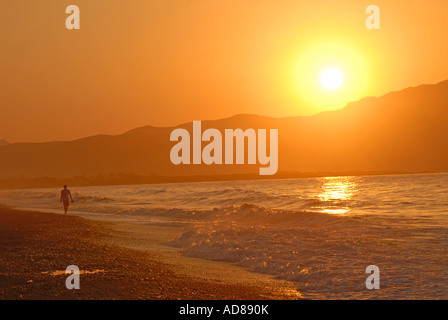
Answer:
316, 176, 358, 214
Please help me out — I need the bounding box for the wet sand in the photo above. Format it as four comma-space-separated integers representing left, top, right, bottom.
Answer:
0, 205, 299, 300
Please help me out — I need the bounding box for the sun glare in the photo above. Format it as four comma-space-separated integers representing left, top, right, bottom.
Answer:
294, 42, 369, 112
321, 68, 343, 90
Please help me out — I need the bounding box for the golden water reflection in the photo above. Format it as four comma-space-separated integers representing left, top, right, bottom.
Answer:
316, 176, 358, 214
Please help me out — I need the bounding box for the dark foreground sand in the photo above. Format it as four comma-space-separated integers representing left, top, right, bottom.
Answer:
0, 206, 294, 300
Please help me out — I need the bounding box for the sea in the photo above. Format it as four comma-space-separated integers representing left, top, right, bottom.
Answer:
1, 172, 447, 299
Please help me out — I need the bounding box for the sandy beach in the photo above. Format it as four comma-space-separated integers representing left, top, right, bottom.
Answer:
0, 205, 299, 300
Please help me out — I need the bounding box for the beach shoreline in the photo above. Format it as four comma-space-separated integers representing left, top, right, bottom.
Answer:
0, 205, 299, 300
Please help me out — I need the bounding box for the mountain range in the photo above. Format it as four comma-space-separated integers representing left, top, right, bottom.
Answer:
1, 80, 447, 186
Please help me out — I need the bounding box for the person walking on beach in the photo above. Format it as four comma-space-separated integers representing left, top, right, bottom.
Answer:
60, 185, 73, 214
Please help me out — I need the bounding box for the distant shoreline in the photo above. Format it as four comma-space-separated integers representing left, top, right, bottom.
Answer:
0, 170, 443, 190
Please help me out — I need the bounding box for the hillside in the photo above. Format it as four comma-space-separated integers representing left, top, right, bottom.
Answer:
1, 80, 447, 182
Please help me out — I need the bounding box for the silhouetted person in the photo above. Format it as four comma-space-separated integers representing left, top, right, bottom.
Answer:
60, 184, 73, 214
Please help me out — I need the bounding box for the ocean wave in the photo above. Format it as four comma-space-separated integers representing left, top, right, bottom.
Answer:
166, 204, 364, 295
166, 203, 448, 298
73, 193, 114, 203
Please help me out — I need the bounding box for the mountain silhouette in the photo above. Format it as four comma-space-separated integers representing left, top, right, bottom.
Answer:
1, 80, 447, 183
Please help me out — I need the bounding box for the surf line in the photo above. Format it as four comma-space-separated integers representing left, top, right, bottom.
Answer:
170, 121, 278, 175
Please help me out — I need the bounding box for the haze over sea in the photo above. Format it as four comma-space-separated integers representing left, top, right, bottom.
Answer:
1, 173, 447, 299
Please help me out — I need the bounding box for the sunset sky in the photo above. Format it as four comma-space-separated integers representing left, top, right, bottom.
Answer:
1, 0, 447, 142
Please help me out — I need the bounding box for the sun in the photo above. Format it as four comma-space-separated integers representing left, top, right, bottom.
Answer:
293, 42, 369, 111
321, 68, 343, 90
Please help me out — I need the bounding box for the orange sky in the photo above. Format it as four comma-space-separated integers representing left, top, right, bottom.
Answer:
1, 0, 447, 142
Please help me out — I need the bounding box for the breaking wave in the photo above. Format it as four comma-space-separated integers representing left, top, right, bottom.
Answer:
1, 173, 448, 298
